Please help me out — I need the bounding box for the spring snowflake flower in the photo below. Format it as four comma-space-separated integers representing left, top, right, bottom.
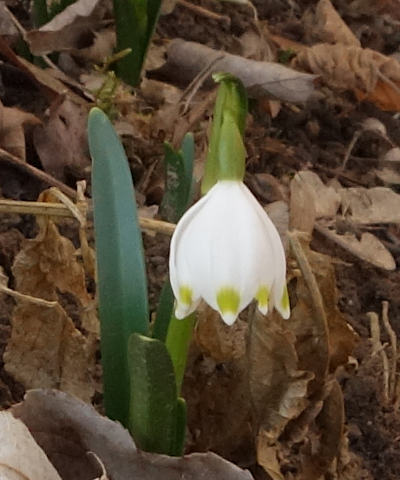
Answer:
169, 180, 290, 325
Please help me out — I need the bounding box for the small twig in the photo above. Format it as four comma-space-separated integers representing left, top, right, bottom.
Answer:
0, 283, 58, 308
0, 198, 176, 235
180, 55, 223, 115
0, 147, 77, 199
368, 311, 390, 403
341, 130, 362, 172
288, 232, 327, 328
4, 5, 94, 101
381, 301, 397, 401
177, 0, 231, 24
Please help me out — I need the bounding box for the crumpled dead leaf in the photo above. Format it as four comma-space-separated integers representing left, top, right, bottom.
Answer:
0, 100, 41, 160
154, 39, 317, 103
248, 311, 313, 434
34, 97, 90, 181
0, 411, 62, 480
4, 194, 97, 401
304, 0, 360, 46
340, 186, 400, 224
11, 389, 254, 480
317, 226, 396, 271
26, 0, 108, 55
290, 171, 340, 233
295, 43, 400, 111
194, 306, 247, 362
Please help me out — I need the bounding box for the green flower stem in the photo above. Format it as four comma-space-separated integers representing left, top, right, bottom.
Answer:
165, 313, 196, 394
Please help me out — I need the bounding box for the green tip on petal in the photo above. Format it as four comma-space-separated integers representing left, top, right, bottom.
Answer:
179, 285, 193, 306
280, 285, 290, 319
217, 287, 240, 325
256, 285, 270, 315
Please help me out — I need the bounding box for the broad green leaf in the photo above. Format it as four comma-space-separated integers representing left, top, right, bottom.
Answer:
88, 107, 149, 426
113, 0, 161, 85
128, 333, 184, 455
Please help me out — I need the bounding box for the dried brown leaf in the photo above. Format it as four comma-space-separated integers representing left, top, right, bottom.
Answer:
289, 236, 356, 384
73, 28, 115, 63
0, 100, 41, 160
302, 381, 345, 478
293, 171, 340, 219
194, 305, 247, 362
340, 186, 400, 224
155, 39, 317, 103
248, 312, 313, 435
295, 44, 400, 110
256, 432, 284, 480
319, 228, 396, 270
4, 211, 97, 401
0, 411, 62, 480
26, 0, 108, 55
308, 0, 360, 46
290, 173, 317, 234
34, 97, 89, 181
12, 389, 254, 480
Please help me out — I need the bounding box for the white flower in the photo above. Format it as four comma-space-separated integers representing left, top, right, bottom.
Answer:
169, 180, 290, 325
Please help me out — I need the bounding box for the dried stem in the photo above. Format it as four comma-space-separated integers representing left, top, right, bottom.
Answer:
0, 147, 77, 199
368, 311, 390, 403
381, 301, 397, 401
0, 198, 176, 235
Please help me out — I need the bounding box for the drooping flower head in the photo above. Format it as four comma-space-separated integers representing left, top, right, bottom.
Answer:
169, 180, 290, 325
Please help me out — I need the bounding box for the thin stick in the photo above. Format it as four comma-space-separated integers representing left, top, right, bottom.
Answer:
288, 231, 330, 381
177, 0, 230, 24
0, 198, 176, 235
0, 148, 77, 199
368, 311, 390, 403
381, 301, 397, 401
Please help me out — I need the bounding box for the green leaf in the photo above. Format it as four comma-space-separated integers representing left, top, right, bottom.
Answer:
113, 0, 161, 85
128, 333, 184, 455
88, 107, 149, 426
174, 397, 187, 456
166, 313, 196, 394
152, 279, 175, 342
160, 133, 194, 223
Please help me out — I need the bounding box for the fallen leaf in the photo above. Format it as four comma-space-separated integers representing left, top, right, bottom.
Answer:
294, 43, 400, 111
26, 0, 108, 55
248, 312, 313, 434
34, 97, 90, 181
154, 39, 318, 103
340, 186, 400, 224
302, 381, 345, 478
0, 1, 19, 39
305, 0, 360, 46
0, 100, 41, 160
4, 204, 97, 401
0, 36, 88, 104
291, 170, 340, 222
289, 235, 356, 388
317, 226, 396, 271
290, 172, 317, 234
194, 305, 247, 362
73, 28, 116, 64
12, 389, 255, 480
256, 432, 284, 480
0, 411, 62, 480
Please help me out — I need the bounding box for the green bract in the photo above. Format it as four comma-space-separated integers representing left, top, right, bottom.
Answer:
202, 73, 248, 194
